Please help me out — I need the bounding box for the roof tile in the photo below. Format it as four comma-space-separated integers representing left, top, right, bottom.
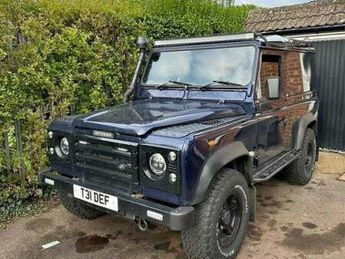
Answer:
245, 0, 345, 32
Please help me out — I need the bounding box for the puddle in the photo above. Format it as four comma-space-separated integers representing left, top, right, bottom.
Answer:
302, 222, 318, 229
75, 235, 109, 253
281, 223, 345, 255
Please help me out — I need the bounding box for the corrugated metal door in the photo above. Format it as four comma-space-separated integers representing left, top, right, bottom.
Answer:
312, 40, 345, 151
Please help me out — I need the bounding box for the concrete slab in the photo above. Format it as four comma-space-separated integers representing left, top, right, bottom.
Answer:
315, 151, 345, 176
1, 151, 345, 259
1, 173, 345, 259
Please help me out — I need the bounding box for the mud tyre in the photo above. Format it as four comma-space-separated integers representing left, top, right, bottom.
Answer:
181, 169, 250, 259
58, 191, 104, 219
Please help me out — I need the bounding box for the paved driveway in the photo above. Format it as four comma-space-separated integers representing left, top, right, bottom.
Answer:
1, 153, 345, 259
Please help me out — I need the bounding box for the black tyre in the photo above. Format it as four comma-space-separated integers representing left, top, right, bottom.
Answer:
286, 128, 316, 185
58, 191, 104, 219
182, 169, 250, 259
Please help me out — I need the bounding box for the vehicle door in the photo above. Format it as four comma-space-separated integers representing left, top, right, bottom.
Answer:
254, 50, 308, 166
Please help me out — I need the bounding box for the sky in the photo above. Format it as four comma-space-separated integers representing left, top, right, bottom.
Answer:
234, 0, 311, 7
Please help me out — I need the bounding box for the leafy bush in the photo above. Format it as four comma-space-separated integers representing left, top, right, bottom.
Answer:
0, 0, 254, 206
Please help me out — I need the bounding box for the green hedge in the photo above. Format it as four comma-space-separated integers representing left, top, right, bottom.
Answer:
0, 0, 254, 206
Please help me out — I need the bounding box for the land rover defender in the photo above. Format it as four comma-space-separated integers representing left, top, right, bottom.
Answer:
40, 33, 318, 258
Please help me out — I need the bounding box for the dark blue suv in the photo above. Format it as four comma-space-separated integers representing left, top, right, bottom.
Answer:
40, 33, 318, 258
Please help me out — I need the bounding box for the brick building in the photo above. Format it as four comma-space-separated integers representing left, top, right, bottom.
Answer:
246, 0, 345, 152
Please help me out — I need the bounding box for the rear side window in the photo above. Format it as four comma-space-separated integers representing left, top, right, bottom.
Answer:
257, 49, 307, 100
258, 55, 281, 100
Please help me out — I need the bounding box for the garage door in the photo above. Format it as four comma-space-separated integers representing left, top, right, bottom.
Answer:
312, 40, 345, 152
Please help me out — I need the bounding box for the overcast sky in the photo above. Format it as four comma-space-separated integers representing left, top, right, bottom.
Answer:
235, 0, 311, 7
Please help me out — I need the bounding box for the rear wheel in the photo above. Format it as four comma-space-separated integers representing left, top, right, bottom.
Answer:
58, 191, 104, 219
181, 169, 250, 259
286, 128, 316, 185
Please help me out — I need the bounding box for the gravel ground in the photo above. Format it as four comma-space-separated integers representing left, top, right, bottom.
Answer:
1, 152, 345, 259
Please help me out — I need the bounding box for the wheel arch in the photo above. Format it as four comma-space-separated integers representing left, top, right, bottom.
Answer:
294, 113, 317, 151
190, 141, 253, 205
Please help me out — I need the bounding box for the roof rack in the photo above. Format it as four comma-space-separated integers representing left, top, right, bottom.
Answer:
153, 33, 314, 51
257, 34, 314, 50
154, 33, 255, 47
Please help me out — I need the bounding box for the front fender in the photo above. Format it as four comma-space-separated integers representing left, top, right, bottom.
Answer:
190, 141, 251, 205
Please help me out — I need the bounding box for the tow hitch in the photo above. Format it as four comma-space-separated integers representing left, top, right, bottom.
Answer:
137, 217, 149, 231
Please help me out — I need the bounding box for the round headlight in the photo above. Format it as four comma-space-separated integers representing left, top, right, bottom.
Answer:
60, 137, 69, 156
149, 153, 166, 175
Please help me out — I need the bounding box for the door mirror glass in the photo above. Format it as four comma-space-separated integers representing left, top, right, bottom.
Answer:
266, 77, 280, 99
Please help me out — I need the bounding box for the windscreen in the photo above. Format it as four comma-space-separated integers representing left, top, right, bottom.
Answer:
142, 46, 256, 87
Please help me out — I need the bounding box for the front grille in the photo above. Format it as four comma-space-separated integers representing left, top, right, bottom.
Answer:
74, 134, 138, 193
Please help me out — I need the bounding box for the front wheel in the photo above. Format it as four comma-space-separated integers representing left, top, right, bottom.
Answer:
58, 191, 105, 220
182, 169, 250, 259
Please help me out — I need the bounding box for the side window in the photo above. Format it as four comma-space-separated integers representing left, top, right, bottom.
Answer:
257, 55, 281, 100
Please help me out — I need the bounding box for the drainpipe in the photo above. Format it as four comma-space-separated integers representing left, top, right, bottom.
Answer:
123, 37, 148, 103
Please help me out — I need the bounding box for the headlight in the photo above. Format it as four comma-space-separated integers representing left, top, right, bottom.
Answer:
149, 153, 166, 175
60, 137, 69, 156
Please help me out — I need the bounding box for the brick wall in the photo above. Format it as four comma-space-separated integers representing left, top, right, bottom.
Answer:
259, 49, 307, 148
281, 51, 304, 97
260, 61, 279, 99
260, 50, 304, 99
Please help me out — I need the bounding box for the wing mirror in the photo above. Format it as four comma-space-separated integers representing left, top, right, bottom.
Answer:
266, 76, 280, 99
137, 36, 148, 50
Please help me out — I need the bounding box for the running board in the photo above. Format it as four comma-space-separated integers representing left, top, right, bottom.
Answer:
253, 151, 300, 183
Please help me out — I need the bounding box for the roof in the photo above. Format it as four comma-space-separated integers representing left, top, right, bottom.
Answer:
245, 0, 345, 33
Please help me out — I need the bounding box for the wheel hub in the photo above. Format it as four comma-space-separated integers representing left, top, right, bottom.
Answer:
304, 142, 314, 174
217, 194, 242, 249
220, 209, 231, 226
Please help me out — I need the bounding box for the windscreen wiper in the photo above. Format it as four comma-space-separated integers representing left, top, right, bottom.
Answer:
156, 80, 192, 90
199, 80, 244, 90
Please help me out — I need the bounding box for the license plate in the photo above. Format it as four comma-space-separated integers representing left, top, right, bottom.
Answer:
73, 185, 118, 212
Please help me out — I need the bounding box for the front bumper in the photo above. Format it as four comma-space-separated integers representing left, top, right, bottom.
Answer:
39, 168, 194, 231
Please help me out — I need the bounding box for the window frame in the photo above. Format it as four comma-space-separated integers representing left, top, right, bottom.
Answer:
139, 42, 260, 90
256, 53, 283, 102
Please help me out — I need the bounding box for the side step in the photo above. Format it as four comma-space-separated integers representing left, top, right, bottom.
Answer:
253, 151, 300, 183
